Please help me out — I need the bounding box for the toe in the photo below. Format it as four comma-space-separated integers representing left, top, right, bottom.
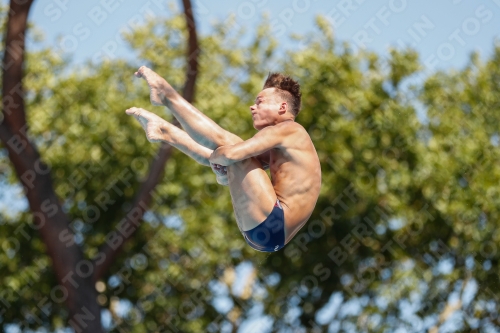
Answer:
135, 66, 146, 77
126, 107, 139, 115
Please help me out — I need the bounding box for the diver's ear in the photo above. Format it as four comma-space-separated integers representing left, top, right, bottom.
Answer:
278, 102, 287, 114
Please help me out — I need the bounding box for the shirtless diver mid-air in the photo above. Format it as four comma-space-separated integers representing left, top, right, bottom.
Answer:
126, 66, 321, 252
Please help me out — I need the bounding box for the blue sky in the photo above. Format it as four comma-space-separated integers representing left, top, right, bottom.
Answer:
23, 0, 500, 70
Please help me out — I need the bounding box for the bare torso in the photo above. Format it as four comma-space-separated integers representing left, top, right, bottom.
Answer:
265, 122, 321, 244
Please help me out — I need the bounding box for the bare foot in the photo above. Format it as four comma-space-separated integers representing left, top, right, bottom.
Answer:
135, 66, 170, 106
126, 107, 169, 143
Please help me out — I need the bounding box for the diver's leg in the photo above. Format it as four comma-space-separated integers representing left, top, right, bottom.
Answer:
135, 66, 242, 150
126, 107, 228, 185
226, 157, 278, 232
126, 108, 278, 233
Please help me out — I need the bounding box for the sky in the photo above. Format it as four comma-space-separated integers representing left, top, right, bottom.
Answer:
2, 0, 500, 332
23, 0, 500, 71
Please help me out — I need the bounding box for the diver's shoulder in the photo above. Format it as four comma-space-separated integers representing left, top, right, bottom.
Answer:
274, 120, 314, 151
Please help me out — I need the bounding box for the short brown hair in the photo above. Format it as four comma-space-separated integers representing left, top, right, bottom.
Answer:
263, 72, 302, 116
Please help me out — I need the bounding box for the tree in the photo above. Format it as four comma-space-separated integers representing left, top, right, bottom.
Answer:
2, 3, 500, 332
0, 0, 200, 331
261, 21, 500, 332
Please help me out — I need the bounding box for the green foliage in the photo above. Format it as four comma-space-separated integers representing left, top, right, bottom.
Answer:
2, 5, 500, 332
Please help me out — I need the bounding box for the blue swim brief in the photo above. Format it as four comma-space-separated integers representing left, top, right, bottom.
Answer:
242, 200, 285, 252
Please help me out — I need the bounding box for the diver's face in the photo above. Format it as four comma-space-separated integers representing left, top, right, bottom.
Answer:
249, 88, 280, 130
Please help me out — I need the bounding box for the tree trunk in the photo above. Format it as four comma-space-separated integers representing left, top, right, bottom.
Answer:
1, 0, 103, 331
1, 0, 200, 330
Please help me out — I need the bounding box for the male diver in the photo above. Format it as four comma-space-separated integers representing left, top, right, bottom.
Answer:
126, 66, 321, 252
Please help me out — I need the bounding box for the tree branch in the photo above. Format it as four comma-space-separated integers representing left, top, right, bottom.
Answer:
92, 0, 200, 282
1, 1, 102, 331
181, 0, 199, 102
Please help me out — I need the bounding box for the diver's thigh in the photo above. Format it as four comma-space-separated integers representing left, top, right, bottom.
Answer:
227, 158, 277, 231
